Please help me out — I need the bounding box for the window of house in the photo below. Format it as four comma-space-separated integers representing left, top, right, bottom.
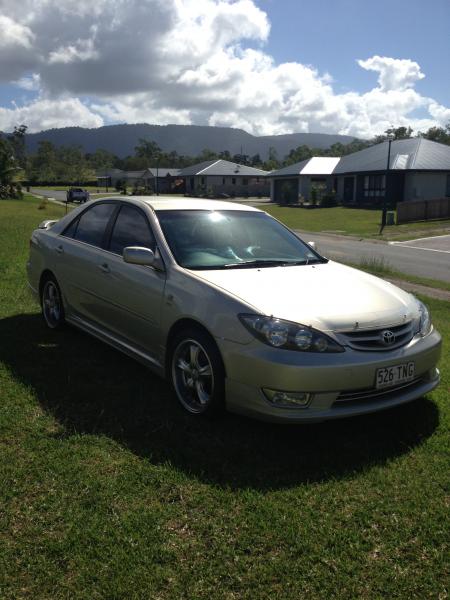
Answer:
232, 177, 236, 185
222, 177, 226, 185
200, 177, 205, 185
446, 174, 450, 197
243, 178, 248, 185
363, 174, 386, 197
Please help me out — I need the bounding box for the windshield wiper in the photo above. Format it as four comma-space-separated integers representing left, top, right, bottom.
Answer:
222, 259, 297, 269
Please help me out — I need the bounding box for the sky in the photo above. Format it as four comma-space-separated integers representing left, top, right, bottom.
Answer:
0, 0, 449, 138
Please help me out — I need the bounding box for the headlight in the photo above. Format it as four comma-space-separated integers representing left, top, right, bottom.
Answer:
239, 314, 344, 353
416, 300, 432, 336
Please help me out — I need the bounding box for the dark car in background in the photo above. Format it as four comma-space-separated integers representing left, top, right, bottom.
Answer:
66, 187, 90, 203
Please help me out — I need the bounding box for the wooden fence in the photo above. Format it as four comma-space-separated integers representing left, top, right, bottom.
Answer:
397, 197, 450, 224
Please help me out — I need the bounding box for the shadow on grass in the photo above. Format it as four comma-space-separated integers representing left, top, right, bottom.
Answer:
0, 313, 439, 491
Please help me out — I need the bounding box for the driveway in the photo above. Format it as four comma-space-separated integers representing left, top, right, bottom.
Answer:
298, 231, 450, 283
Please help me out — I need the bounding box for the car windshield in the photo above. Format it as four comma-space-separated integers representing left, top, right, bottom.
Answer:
156, 209, 327, 270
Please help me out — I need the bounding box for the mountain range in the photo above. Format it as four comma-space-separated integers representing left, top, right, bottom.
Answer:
22, 124, 357, 159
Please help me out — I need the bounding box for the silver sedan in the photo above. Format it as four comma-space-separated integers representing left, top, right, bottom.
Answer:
27, 197, 441, 422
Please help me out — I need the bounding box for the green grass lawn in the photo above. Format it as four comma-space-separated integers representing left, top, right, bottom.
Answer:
260, 205, 450, 241
1, 196, 449, 599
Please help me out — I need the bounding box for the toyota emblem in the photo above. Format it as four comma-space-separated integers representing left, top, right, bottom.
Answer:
381, 330, 396, 345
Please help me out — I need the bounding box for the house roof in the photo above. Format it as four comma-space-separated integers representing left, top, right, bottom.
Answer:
179, 159, 268, 177
269, 157, 340, 177
333, 138, 450, 174
146, 167, 181, 177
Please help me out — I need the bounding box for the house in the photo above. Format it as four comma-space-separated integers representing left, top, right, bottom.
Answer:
333, 138, 450, 206
180, 159, 269, 197
268, 157, 340, 203
97, 167, 183, 193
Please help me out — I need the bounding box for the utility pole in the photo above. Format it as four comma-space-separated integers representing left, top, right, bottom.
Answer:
379, 138, 392, 235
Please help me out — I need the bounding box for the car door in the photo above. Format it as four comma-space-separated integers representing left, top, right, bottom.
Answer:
56, 201, 119, 323
96, 203, 167, 360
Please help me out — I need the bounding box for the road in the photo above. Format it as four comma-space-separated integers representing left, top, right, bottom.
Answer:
298, 231, 450, 283
30, 188, 70, 201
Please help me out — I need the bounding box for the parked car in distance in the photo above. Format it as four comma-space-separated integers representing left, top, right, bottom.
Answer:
27, 197, 441, 423
66, 187, 90, 203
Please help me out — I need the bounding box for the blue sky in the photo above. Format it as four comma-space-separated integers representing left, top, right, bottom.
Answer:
0, 0, 448, 136
262, 0, 449, 104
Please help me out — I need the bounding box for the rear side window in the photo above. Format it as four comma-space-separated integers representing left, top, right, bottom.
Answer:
109, 205, 155, 255
71, 203, 117, 247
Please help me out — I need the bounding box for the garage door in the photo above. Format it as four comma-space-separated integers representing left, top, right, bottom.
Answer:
274, 179, 299, 204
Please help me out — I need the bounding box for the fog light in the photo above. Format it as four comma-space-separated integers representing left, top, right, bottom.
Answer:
263, 389, 312, 408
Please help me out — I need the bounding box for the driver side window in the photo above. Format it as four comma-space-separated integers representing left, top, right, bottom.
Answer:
109, 205, 155, 255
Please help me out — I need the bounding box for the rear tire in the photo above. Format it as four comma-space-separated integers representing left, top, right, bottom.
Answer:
170, 327, 225, 416
41, 275, 65, 329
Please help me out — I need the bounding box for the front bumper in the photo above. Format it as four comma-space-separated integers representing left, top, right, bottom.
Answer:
219, 329, 442, 423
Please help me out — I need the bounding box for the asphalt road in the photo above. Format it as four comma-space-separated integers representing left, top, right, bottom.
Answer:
30, 187, 70, 201
298, 232, 450, 283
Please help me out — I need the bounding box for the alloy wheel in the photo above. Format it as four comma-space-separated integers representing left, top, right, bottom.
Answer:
172, 338, 215, 413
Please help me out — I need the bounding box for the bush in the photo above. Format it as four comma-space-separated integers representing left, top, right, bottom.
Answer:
0, 183, 23, 199
132, 185, 151, 196
320, 192, 338, 208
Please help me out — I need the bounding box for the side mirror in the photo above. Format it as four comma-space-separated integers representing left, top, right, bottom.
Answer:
123, 246, 155, 266
308, 241, 316, 250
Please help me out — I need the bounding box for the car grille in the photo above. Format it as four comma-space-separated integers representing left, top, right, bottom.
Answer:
338, 321, 414, 351
333, 377, 425, 408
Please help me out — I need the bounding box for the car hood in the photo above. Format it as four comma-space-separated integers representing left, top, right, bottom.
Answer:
191, 261, 418, 332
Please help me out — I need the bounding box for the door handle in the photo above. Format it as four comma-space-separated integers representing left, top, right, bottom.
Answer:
98, 263, 110, 274
55, 245, 64, 254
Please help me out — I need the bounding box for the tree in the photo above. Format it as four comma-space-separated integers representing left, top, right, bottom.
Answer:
250, 153, 262, 167
219, 150, 231, 160
372, 126, 413, 145
197, 148, 219, 162
7, 124, 27, 169
420, 123, 450, 145
263, 146, 280, 171
0, 136, 22, 198
385, 126, 413, 140
29, 141, 58, 183
134, 139, 162, 166
88, 148, 116, 171
284, 144, 313, 166
57, 146, 94, 184
232, 153, 250, 165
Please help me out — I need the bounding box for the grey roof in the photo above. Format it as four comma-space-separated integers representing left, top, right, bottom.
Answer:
179, 160, 219, 176
269, 157, 340, 177
146, 167, 181, 177
268, 159, 310, 177
333, 138, 450, 174
180, 159, 269, 177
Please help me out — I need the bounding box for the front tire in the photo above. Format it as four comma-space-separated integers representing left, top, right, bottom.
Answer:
41, 276, 65, 329
170, 328, 225, 416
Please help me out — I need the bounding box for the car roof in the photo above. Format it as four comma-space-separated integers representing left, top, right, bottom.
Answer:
136, 196, 262, 212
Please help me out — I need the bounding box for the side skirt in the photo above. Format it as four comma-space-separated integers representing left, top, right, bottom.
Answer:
66, 314, 165, 378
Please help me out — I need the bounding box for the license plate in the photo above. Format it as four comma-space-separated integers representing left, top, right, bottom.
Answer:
375, 362, 415, 389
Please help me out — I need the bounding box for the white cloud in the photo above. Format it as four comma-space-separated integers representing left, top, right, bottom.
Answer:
13, 73, 41, 91
357, 56, 425, 91
0, 15, 34, 48
0, 0, 448, 138
0, 98, 103, 132
48, 38, 99, 64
